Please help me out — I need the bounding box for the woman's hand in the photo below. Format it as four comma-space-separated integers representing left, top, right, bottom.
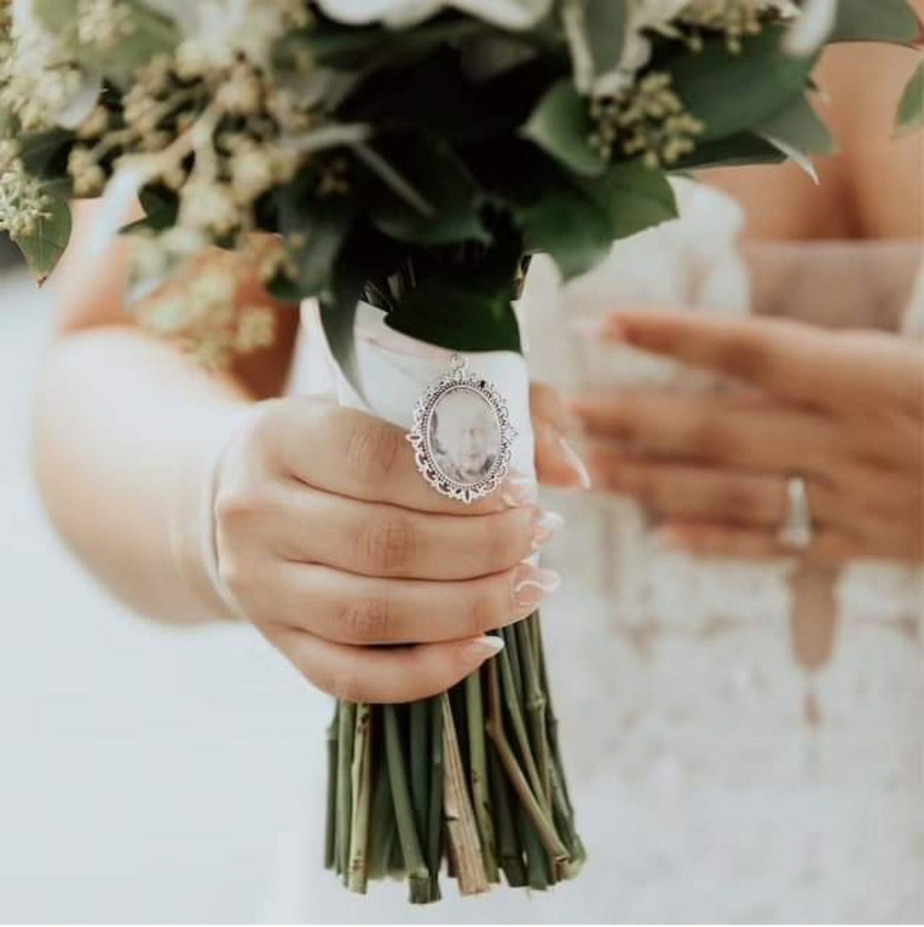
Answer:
213, 396, 564, 703
573, 312, 924, 565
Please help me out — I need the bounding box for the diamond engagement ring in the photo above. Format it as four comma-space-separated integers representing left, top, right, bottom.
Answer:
778, 475, 813, 552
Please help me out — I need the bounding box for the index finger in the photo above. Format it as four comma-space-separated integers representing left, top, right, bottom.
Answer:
266, 397, 535, 514
604, 311, 924, 415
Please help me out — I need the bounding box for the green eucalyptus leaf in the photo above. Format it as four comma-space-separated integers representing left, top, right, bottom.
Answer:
290, 17, 483, 72
829, 0, 922, 44
758, 94, 836, 155
13, 195, 72, 283
139, 185, 180, 230
671, 26, 817, 141
523, 79, 607, 177
671, 133, 785, 170
34, 0, 179, 85
385, 276, 522, 353
514, 183, 613, 279
280, 195, 354, 298
584, 0, 627, 76
896, 59, 924, 134
575, 160, 678, 242
757, 93, 835, 180
99, 2, 179, 82
367, 137, 489, 246
319, 294, 361, 396
18, 128, 73, 182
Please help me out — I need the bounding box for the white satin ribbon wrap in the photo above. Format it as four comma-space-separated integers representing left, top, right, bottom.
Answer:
295, 300, 537, 486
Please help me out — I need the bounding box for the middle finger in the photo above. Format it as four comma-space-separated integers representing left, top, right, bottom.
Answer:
274, 484, 560, 580
573, 391, 837, 476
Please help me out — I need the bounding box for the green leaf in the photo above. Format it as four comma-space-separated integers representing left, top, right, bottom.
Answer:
319, 223, 402, 399
13, 195, 72, 283
522, 79, 607, 177
584, 0, 627, 76
757, 93, 835, 180
671, 26, 817, 141
758, 94, 835, 155
385, 275, 522, 353
286, 17, 483, 72
18, 128, 73, 182
829, 0, 922, 44
34, 0, 179, 85
671, 134, 785, 170
278, 194, 354, 297
513, 182, 613, 279
139, 184, 179, 230
896, 59, 924, 135
575, 160, 678, 242
367, 136, 489, 246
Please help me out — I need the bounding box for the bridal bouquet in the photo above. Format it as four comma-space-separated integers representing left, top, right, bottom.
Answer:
3, 0, 921, 904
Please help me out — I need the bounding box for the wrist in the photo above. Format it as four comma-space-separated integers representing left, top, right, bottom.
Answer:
166, 404, 257, 623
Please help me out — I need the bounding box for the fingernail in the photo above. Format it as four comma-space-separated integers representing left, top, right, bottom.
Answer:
513, 563, 562, 611
464, 635, 505, 662
558, 436, 593, 490
500, 472, 538, 507
532, 509, 565, 551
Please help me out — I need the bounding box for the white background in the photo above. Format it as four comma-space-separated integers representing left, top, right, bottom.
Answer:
0, 269, 320, 923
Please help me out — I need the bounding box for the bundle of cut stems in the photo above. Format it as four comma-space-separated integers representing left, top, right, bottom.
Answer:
325, 612, 585, 903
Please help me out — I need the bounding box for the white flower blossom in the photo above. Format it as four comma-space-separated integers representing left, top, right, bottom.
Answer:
317, 0, 552, 31
783, 0, 838, 56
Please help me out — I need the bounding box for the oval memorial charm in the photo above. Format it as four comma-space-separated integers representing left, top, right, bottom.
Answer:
407, 354, 516, 504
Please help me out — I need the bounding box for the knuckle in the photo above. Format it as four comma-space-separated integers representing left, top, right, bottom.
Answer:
687, 414, 738, 462
718, 336, 774, 384
214, 480, 273, 531
469, 590, 503, 635
338, 596, 394, 643
482, 515, 522, 571
330, 667, 367, 703
357, 514, 416, 574
216, 553, 253, 605
346, 419, 402, 484
712, 480, 756, 519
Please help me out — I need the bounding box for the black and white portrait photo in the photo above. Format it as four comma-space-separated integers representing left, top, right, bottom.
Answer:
427, 386, 502, 487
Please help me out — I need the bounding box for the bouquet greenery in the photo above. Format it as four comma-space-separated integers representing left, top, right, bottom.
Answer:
3, 0, 921, 905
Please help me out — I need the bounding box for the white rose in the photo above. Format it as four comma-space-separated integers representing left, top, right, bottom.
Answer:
317, 0, 553, 30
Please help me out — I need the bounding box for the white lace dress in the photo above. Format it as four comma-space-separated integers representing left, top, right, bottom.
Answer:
271, 182, 924, 924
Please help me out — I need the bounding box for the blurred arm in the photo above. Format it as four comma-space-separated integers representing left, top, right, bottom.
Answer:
32, 204, 299, 624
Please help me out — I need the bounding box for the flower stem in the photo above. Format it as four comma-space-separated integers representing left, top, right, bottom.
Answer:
440, 693, 489, 896
336, 701, 356, 882
409, 699, 430, 854
384, 705, 431, 904
426, 697, 444, 902
347, 703, 372, 894
465, 671, 499, 884
324, 704, 339, 872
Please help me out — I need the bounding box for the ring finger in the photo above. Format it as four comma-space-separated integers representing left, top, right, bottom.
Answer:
273, 484, 551, 580
590, 449, 838, 529
238, 560, 559, 646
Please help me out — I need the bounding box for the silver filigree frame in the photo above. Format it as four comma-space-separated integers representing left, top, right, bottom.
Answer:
406, 355, 516, 504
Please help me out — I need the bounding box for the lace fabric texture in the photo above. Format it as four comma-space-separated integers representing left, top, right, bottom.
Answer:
278, 180, 924, 923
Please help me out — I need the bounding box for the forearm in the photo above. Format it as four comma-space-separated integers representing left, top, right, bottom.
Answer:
33, 325, 254, 625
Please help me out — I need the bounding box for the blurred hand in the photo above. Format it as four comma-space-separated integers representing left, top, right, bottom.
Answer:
573, 312, 924, 565
214, 397, 564, 703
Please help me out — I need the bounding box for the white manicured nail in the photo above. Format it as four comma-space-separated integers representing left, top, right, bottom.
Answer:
465, 636, 505, 662
532, 510, 565, 551
558, 436, 593, 489
513, 564, 562, 611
